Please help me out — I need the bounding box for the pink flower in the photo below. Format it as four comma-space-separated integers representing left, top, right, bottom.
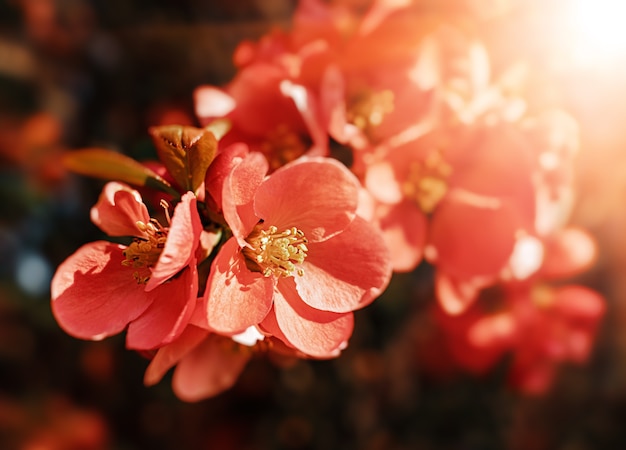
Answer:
51, 182, 202, 350
195, 152, 392, 358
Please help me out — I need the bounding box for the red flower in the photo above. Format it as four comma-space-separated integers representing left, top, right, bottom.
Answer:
292, 0, 436, 149
434, 228, 605, 394
51, 182, 202, 350
363, 120, 535, 293
206, 0, 436, 156
349, 21, 533, 281
194, 62, 327, 171
143, 325, 252, 402
430, 108, 582, 314
505, 284, 605, 394
0, 112, 68, 188
144, 323, 306, 402
194, 152, 392, 358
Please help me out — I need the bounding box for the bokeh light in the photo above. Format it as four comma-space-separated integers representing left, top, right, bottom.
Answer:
16, 251, 52, 297
563, 0, 626, 67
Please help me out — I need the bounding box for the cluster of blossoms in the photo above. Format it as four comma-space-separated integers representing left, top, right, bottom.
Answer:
51, 0, 604, 399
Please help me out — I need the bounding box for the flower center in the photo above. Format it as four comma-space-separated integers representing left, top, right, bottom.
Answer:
243, 225, 308, 278
261, 124, 308, 171
122, 219, 168, 284
402, 150, 452, 213
347, 88, 395, 136
531, 284, 554, 309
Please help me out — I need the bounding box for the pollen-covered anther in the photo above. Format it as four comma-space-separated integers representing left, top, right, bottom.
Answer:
347, 88, 395, 133
121, 218, 169, 283
261, 124, 307, 170
402, 151, 452, 214
244, 225, 309, 278
531, 284, 555, 309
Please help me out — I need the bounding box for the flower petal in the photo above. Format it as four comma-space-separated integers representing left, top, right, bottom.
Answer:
295, 216, 391, 313
90, 182, 150, 237
451, 124, 536, 229
255, 157, 359, 242
468, 313, 517, 349
541, 228, 598, 280
126, 264, 198, 350
377, 200, 427, 272
204, 143, 249, 212
508, 357, 556, 395
51, 241, 154, 341
552, 285, 606, 322
359, 0, 412, 36
223, 152, 268, 245
228, 63, 308, 137
172, 335, 251, 402
435, 303, 509, 374
264, 278, 354, 357
145, 192, 202, 291
194, 86, 236, 122
364, 160, 404, 204
435, 272, 491, 315
429, 192, 518, 278
144, 325, 210, 386
319, 64, 361, 145
202, 237, 274, 333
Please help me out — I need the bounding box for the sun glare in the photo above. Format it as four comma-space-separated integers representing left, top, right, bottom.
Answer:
564, 0, 626, 67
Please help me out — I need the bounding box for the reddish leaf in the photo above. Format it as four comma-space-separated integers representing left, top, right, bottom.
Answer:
63, 148, 177, 195
149, 125, 218, 192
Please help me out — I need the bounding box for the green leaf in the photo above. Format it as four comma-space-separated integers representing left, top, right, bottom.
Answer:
63, 148, 178, 196
149, 125, 218, 193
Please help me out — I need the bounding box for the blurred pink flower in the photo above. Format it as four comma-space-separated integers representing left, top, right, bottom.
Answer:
363, 121, 535, 298
195, 62, 328, 171
51, 182, 202, 350
0, 112, 68, 188
291, 0, 436, 149
430, 109, 581, 314
342, 18, 532, 282
434, 227, 605, 394
3, 394, 109, 450
505, 284, 605, 394
196, 0, 436, 167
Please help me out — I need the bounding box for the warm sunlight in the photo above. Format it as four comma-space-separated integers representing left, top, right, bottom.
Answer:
564, 0, 626, 67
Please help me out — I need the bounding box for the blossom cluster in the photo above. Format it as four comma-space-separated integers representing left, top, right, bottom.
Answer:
51, 0, 604, 399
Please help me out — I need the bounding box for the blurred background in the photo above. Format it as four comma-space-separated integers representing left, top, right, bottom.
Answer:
2, 0, 626, 449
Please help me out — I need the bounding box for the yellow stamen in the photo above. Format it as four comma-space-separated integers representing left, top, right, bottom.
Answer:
122, 218, 168, 284
261, 124, 307, 171
531, 284, 554, 309
347, 88, 395, 135
402, 151, 452, 213
160, 199, 171, 225
243, 225, 308, 278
